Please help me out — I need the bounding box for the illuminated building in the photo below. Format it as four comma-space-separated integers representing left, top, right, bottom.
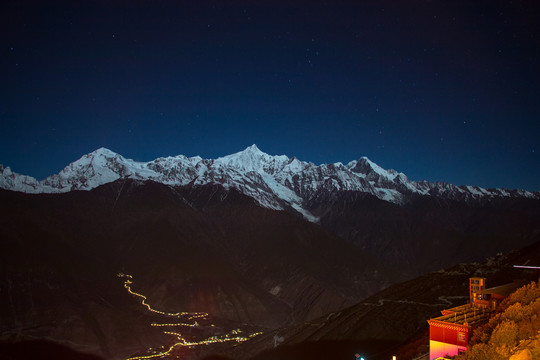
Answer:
427, 277, 526, 360
427, 302, 488, 359
468, 277, 485, 304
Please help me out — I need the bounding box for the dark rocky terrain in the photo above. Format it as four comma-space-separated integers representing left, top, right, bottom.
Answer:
226, 241, 540, 360
0, 180, 378, 359
1, 178, 539, 359
312, 191, 540, 281
0, 340, 107, 360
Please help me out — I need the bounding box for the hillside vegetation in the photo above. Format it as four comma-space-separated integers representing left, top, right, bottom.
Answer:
455, 279, 540, 360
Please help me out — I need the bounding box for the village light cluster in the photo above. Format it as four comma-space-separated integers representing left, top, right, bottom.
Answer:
163, 330, 263, 347
117, 273, 263, 360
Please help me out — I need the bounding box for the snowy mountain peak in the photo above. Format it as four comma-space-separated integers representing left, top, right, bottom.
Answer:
215, 144, 286, 173
232, 144, 267, 159
236, 144, 267, 158
0, 164, 42, 193
89, 147, 119, 157
245, 144, 263, 153
1, 146, 539, 222
349, 157, 381, 175
0, 164, 10, 175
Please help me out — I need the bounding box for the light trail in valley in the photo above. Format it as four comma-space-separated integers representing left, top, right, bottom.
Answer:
120, 274, 207, 318
150, 322, 200, 328
163, 330, 263, 347
117, 273, 262, 360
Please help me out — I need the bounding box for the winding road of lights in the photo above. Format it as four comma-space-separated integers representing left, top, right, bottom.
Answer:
117, 273, 262, 360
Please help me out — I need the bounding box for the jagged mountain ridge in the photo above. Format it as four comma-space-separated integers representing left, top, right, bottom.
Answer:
1, 145, 538, 221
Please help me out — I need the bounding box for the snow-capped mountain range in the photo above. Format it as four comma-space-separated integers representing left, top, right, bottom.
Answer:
1, 145, 538, 221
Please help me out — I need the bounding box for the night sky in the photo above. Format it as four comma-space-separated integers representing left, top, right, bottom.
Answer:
1, 1, 539, 190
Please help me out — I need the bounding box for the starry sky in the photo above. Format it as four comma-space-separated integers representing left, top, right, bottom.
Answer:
1, 0, 539, 190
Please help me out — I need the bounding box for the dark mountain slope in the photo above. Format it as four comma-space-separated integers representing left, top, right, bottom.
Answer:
0, 180, 378, 359
0, 340, 107, 360
311, 191, 540, 282
226, 240, 540, 360
2, 178, 539, 359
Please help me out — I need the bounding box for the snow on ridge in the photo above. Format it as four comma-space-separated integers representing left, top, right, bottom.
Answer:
0, 165, 44, 193
359, 156, 400, 181
1, 145, 539, 222
214, 144, 290, 174
466, 185, 489, 196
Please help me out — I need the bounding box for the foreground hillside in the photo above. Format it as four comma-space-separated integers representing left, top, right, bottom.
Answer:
223, 241, 540, 360
454, 280, 540, 360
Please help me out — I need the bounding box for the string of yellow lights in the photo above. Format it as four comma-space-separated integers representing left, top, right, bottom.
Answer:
150, 321, 199, 328
118, 273, 263, 360
118, 273, 207, 319
162, 330, 263, 347
125, 340, 181, 360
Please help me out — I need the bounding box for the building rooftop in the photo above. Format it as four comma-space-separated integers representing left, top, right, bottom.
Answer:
430, 304, 492, 327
